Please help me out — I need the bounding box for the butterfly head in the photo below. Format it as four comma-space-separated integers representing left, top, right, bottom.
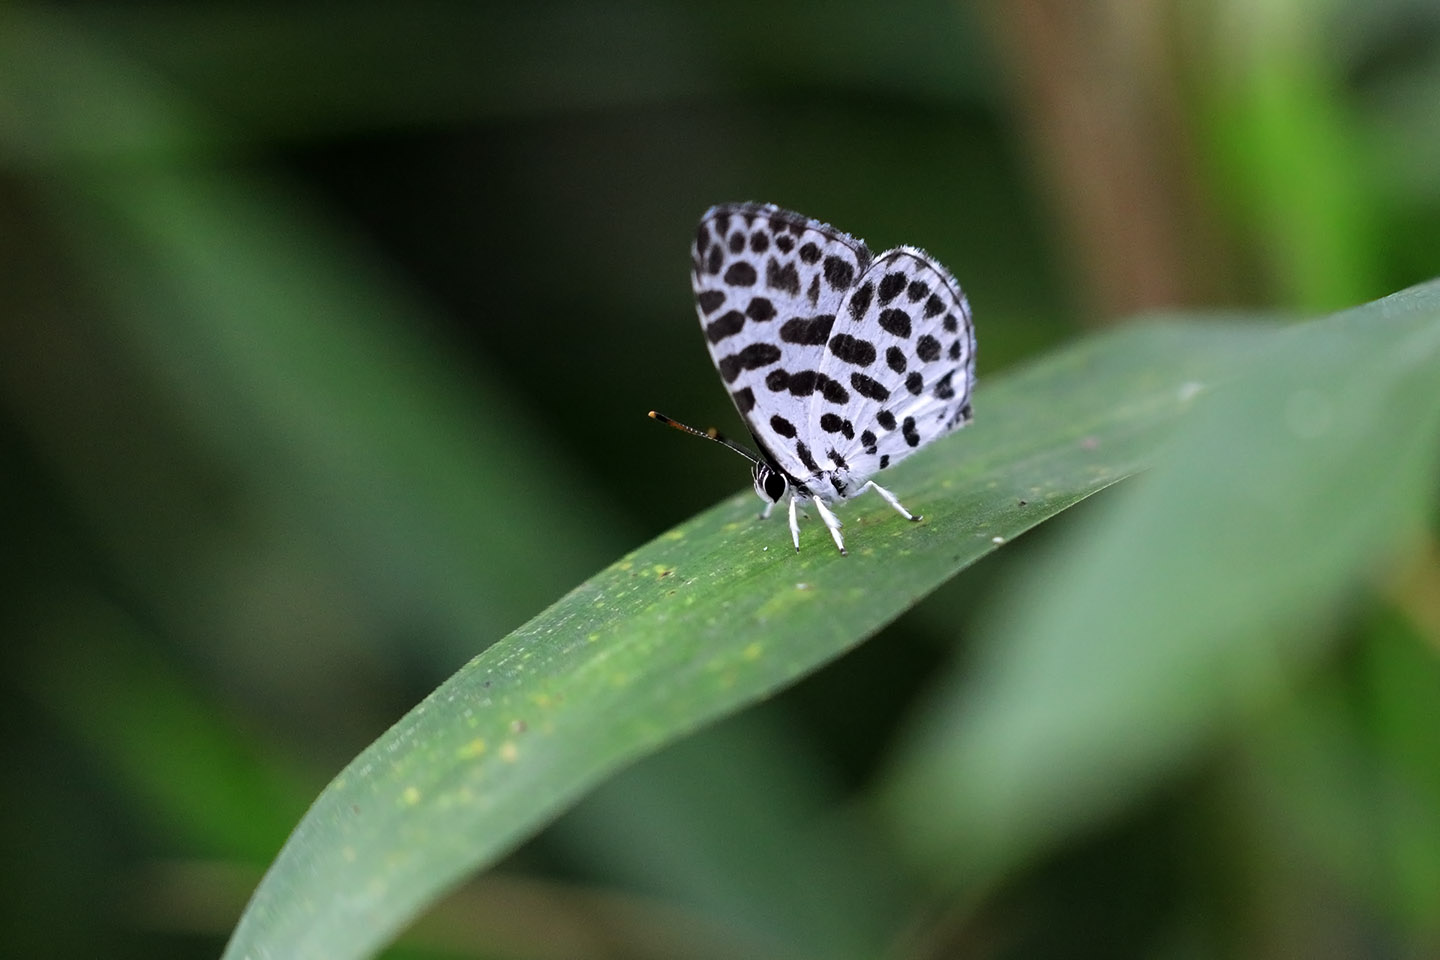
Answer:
752, 462, 789, 504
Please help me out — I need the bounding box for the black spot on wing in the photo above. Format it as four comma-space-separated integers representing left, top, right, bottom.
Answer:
746, 297, 775, 321
879, 308, 911, 338
750, 231, 769, 254
850, 372, 890, 401
806, 273, 821, 306
787, 370, 817, 395
820, 375, 849, 404
828, 448, 850, 470
906, 280, 929, 302
916, 334, 941, 362
775, 234, 795, 254
924, 294, 945, 318
860, 429, 877, 454
944, 313, 959, 333
799, 242, 820, 264
828, 333, 876, 366
705, 310, 745, 343
724, 261, 757, 286
732, 387, 756, 414
934, 370, 956, 399
878, 271, 906, 304
886, 346, 907, 373
820, 412, 844, 433
697, 289, 726, 314
902, 416, 920, 447
728, 231, 745, 254
905, 371, 923, 395
796, 441, 820, 473
706, 245, 723, 275
717, 342, 781, 383
696, 223, 711, 255
848, 281, 873, 322
769, 415, 797, 439
823, 255, 854, 290
715, 213, 731, 236
948, 339, 961, 360
779, 314, 835, 345
766, 259, 800, 295
879, 454, 890, 469
876, 410, 897, 431
763, 368, 849, 405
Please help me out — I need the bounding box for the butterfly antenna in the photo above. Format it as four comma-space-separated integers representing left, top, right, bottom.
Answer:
648, 411, 760, 465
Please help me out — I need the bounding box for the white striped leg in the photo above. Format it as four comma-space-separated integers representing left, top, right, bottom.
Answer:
811, 497, 848, 556
864, 480, 921, 522
787, 494, 802, 552
760, 500, 776, 520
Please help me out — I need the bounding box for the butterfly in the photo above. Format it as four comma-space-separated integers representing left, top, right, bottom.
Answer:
651, 203, 975, 554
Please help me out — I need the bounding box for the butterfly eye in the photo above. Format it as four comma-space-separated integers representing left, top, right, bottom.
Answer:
763, 472, 788, 502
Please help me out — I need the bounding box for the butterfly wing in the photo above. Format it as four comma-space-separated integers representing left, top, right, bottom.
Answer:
809, 246, 975, 488
692, 203, 873, 482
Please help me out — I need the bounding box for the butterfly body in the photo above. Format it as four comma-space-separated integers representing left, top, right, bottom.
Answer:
659, 202, 975, 554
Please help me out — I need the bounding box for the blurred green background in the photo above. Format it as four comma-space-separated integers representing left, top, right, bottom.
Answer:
2, 1, 1439, 957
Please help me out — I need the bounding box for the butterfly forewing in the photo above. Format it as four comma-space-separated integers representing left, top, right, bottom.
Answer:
691, 203, 873, 480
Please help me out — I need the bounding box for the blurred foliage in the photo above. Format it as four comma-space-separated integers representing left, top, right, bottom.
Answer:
1, 1, 1439, 959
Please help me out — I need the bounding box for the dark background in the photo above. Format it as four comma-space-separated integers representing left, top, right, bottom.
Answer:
3, 1, 1440, 957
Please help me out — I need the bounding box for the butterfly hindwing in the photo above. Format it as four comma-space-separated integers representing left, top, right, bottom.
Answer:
809, 246, 975, 488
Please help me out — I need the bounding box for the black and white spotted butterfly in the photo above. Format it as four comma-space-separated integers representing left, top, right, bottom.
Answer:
651, 202, 975, 554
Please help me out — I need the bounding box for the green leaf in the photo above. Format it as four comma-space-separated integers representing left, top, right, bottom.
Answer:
223, 316, 1274, 959
884, 279, 1440, 881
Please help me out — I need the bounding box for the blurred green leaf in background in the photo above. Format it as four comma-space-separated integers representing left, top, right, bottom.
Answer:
2, 2, 1439, 959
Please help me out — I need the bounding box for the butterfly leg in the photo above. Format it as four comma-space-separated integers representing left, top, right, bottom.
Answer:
759, 501, 776, 520
863, 480, 922, 522
811, 497, 848, 556
787, 494, 802, 552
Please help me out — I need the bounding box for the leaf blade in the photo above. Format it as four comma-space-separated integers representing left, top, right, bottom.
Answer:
223, 318, 1275, 959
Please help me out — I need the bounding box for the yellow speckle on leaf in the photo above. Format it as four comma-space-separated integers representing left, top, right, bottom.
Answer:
458, 738, 487, 759
663, 528, 686, 541
401, 786, 421, 806
500, 741, 519, 762
742, 642, 763, 661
